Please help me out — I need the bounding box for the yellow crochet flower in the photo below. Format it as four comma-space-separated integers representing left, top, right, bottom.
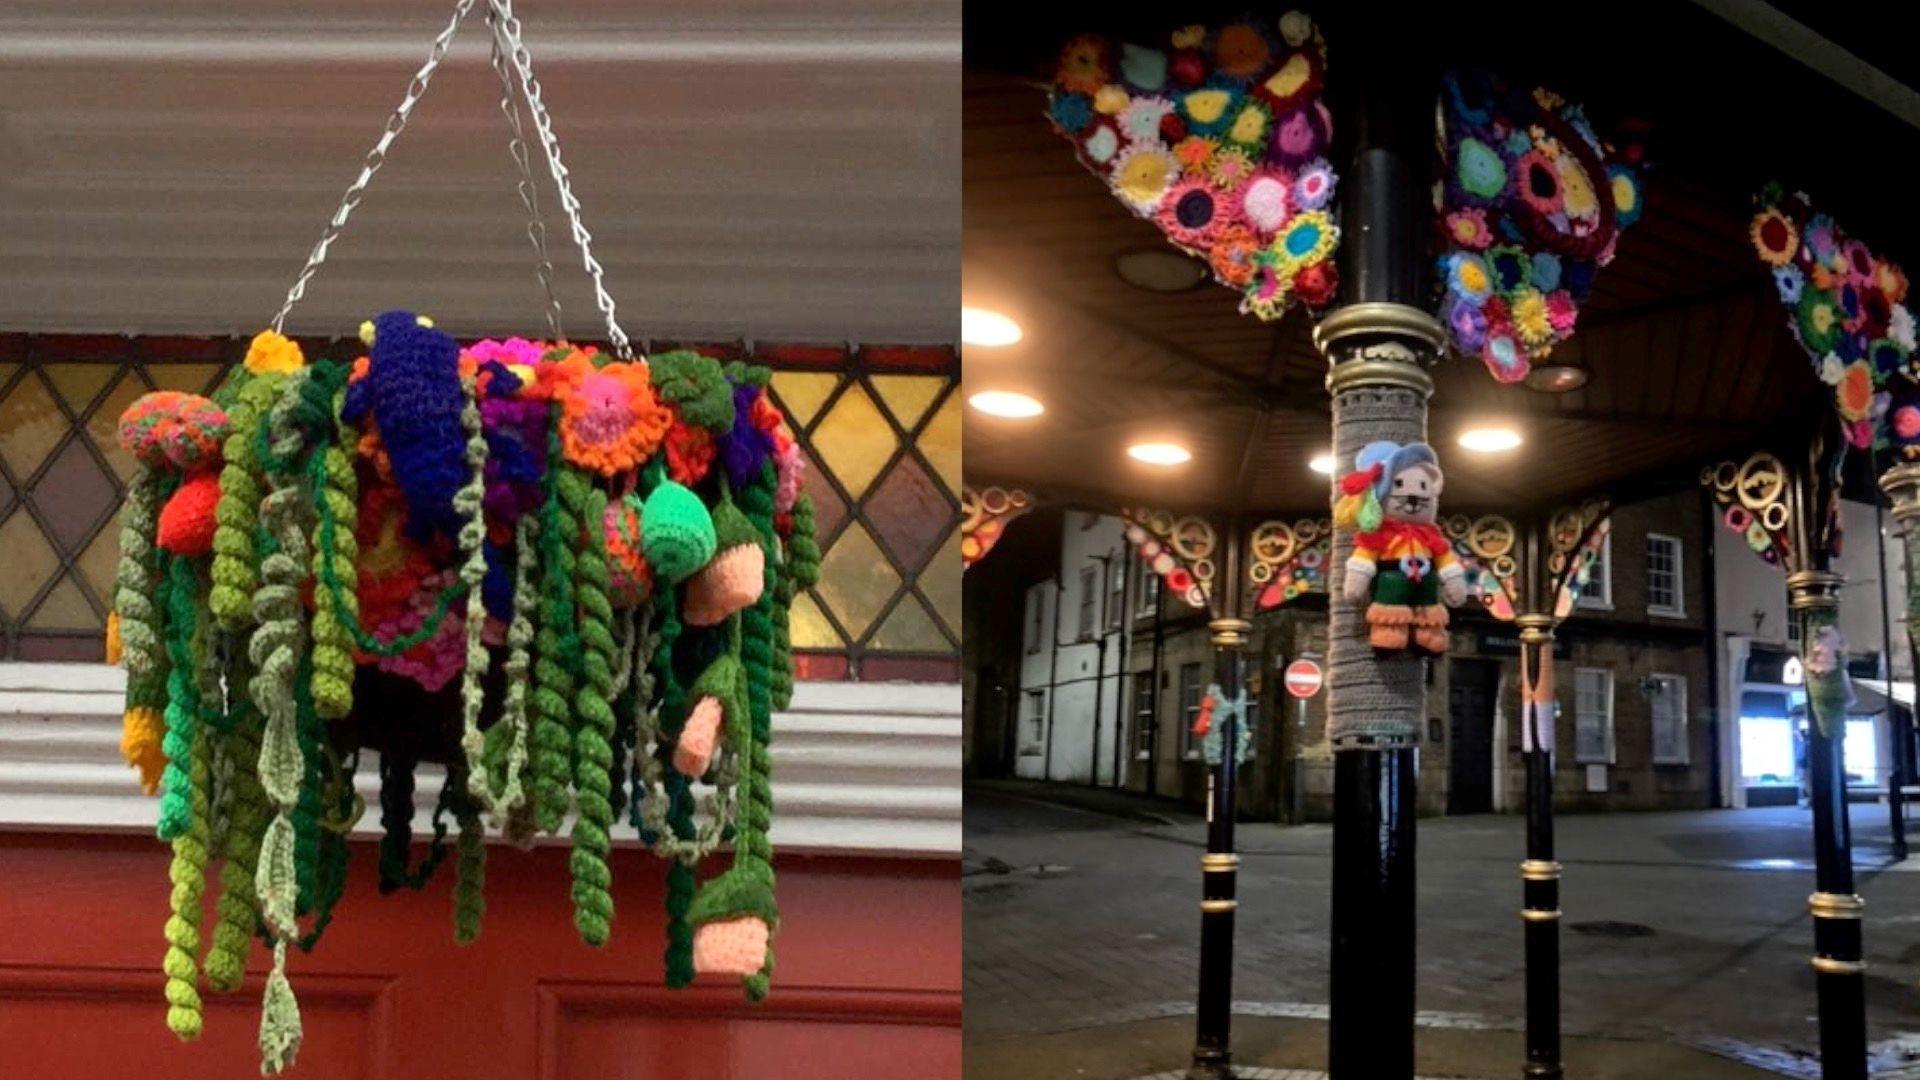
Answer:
1558, 155, 1598, 217
1171, 24, 1205, 48
1455, 258, 1492, 297
242, 329, 306, 376
1512, 290, 1554, 347
1113, 147, 1176, 209
1094, 84, 1130, 115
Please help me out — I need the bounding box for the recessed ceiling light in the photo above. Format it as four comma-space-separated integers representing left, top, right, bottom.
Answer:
1114, 248, 1208, 293
969, 391, 1044, 418
1128, 441, 1192, 466
961, 307, 1022, 347
1309, 452, 1335, 475
1524, 363, 1589, 393
1459, 427, 1523, 453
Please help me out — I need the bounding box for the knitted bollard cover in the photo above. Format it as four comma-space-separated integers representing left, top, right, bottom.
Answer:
107, 318, 813, 1072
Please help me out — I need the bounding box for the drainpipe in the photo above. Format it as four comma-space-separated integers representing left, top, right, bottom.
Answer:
1875, 501, 1906, 858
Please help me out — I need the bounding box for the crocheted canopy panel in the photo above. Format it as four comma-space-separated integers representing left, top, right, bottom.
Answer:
109, 316, 818, 1072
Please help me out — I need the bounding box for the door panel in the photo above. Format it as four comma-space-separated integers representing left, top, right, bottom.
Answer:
1448, 659, 1497, 814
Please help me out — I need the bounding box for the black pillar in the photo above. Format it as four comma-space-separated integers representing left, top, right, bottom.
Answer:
1517, 516, 1563, 1080
1190, 524, 1248, 1080
1329, 745, 1417, 1076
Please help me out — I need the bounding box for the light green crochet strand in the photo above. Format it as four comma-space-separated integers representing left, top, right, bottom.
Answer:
453, 376, 504, 813
306, 384, 359, 720
114, 468, 169, 719
204, 648, 268, 994
210, 374, 283, 630
562, 466, 618, 945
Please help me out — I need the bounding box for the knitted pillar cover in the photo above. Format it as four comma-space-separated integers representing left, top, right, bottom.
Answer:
1328, 384, 1428, 744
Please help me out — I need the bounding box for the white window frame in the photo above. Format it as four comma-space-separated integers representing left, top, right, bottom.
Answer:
1022, 689, 1047, 752
1574, 666, 1615, 765
1649, 672, 1689, 765
1107, 558, 1127, 631
1135, 561, 1160, 617
1178, 661, 1203, 759
1576, 533, 1613, 611
1077, 566, 1098, 640
1645, 533, 1685, 618
1025, 586, 1047, 654
1131, 671, 1155, 761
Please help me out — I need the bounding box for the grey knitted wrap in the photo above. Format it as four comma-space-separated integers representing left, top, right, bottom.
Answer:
1327, 383, 1429, 745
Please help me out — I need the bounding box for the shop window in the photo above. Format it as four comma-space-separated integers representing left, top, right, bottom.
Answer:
1178, 661, 1203, 759
1646, 534, 1684, 617
0, 337, 962, 680
1649, 673, 1687, 765
1574, 667, 1615, 764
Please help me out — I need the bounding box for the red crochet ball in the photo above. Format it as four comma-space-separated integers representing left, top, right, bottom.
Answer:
1169, 48, 1207, 88
1159, 113, 1188, 144
156, 469, 222, 557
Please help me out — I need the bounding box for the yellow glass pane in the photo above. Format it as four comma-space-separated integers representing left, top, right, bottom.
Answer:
44, 364, 117, 415
87, 373, 149, 482
0, 372, 68, 476
770, 372, 841, 429
869, 375, 946, 432
78, 524, 121, 611
917, 392, 961, 493
0, 364, 18, 390
918, 530, 962, 636
27, 573, 102, 631
810, 383, 896, 500
0, 510, 61, 618
870, 594, 949, 652
142, 362, 223, 395
787, 590, 842, 649
814, 522, 901, 640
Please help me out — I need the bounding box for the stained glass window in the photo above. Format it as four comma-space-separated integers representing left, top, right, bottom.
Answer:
0, 335, 961, 679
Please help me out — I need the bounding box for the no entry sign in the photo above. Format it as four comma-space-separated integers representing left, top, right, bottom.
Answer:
1283, 659, 1323, 699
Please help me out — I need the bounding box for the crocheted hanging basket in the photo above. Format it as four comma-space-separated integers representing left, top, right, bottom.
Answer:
104, 3, 820, 1073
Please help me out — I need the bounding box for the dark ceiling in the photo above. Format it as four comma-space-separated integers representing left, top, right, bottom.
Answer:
961, 1, 1920, 516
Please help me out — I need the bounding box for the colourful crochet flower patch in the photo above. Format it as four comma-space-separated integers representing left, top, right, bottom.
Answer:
118, 391, 229, 472
558, 355, 675, 477
1753, 186, 1917, 454
1435, 69, 1645, 383
1045, 12, 1337, 322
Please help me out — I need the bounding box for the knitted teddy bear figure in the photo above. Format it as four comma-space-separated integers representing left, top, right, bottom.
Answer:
1335, 441, 1467, 655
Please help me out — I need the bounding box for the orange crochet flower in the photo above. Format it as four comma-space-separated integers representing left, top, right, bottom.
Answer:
664, 420, 715, 486
558, 358, 674, 477
1837, 360, 1875, 422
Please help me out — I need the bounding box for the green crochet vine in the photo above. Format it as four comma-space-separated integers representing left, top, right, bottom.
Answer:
562, 465, 618, 945
530, 416, 581, 835
210, 373, 284, 629
158, 555, 213, 1039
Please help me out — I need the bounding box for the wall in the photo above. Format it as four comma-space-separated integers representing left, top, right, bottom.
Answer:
961, 508, 1058, 778
1012, 512, 1128, 784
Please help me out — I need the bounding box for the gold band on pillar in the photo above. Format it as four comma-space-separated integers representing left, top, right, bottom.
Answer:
1201, 899, 1239, 913
1811, 955, 1866, 975
1808, 891, 1865, 919
1209, 618, 1251, 647
1520, 909, 1562, 922
1880, 462, 1920, 530
1784, 570, 1843, 611
1202, 853, 1241, 872
1515, 612, 1554, 646
1519, 860, 1562, 882
1314, 302, 1443, 398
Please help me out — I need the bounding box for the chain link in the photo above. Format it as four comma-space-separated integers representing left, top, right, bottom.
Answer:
271, 0, 478, 334
488, 5, 563, 342
486, 0, 634, 358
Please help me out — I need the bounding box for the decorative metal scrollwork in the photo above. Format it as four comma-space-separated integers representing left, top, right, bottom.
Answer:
1444, 512, 1520, 621
1250, 517, 1332, 609
1123, 507, 1214, 610
961, 485, 1035, 569
1702, 453, 1793, 569
1543, 497, 1610, 619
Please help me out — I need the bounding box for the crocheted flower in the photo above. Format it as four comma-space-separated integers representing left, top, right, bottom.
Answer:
1445, 208, 1493, 250
1545, 291, 1579, 335
1224, 100, 1272, 154
1268, 101, 1330, 166
1292, 158, 1335, 211
374, 571, 467, 692
1511, 290, 1554, 347
1111, 145, 1177, 210
1211, 21, 1273, 80
1119, 43, 1168, 93
1080, 122, 1121, 167
1486, 245, 1532, 296
1173, 135, 1216, 175
242, 329, 306, 375
1455, 138, 1508, 201
1293, 260, 1338, 308
1880, 263, 1910, 305
1837, 360, 1876, 421
1443, 294, 1489, 352
1609, 166, 1643, 228
1556, 154, 1601, 219
118, 391, 229, 472
1208, 147, 1256, 191
1896, 405, 1920, 440
1267, 210, 1330, 267
1868, 338, 1909, 378
1481, 329, 1528, 383
1514, 150, 1563, 214
664, 419, 716, 486
1819, 353, 1845, 385
774, 441, 806, 515
1056, 34, 1113, 95
1773, 264, 1805, 305
1530, 252, 1563, 292
1209, 225, 1260, 288
1844, 240, 1877, 285
1049, 92, 1094, 134
1179, 84, 1241, 137
558, 359, 673, 477
1442, 251, 1493, 303
1157, 179, 1224, 248
1118, 96, 1175, 144
1252, 41, 1323, 112
1094, 84, 1130, 115
1797, 287, 1844, 354
1236, 170, 1292, 236
1892, 305, 1918, 352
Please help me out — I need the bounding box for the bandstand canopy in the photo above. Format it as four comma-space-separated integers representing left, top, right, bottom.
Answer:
962, 2, 1920, 516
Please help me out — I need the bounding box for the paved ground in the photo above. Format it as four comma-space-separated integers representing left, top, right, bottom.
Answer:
963, 780, 1920, 1078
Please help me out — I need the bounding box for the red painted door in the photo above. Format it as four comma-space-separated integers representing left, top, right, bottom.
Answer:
0, 833, 959, 1078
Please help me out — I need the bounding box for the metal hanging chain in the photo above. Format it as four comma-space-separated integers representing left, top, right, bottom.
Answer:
487, 4, 564, 342
271, 0, 478, 335
487, 0, 634, 359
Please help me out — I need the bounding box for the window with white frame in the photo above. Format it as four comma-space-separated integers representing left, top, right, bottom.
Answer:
1025, 586, 1046, 654
1649, 673, 1688, 765
1108, 558, 1126, 630
1135, 562, 1160, 617
1132, 671, 1156, 760
1646, 534, 1684, 617
1574, 667, 1615, 764
1023, 690, 1046, 751
1576, 534, 1613, 610
1076, 566, 1098, 640
1178, 662, 1203, 758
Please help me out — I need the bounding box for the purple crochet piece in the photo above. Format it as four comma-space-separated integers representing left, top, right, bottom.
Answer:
718, 382, 775, 490
367, 310, 467, 543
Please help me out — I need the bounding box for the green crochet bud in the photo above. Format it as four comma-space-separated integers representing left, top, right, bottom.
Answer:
708, 495, 761, 555
641, 481, 716, 583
